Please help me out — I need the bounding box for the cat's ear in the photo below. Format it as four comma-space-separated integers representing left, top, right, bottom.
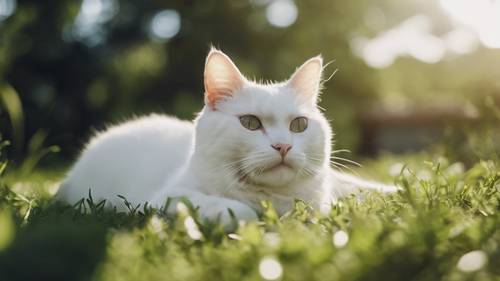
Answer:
287, 56, 323, 105
204, 49, 245, 109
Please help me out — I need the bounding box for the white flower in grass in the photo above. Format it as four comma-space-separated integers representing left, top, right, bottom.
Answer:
228, 233, 242, 241
457, 250, 488, 272
184, 216, 202, 241
149, 215, 166, 239
149, 215, 163, 233
259, 256, 283, 280
333, 230, 349, 248
176, 201, 189, 215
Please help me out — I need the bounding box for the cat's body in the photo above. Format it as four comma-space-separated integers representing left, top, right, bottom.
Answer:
58, 49, 395, 222
59, 115, 194, 208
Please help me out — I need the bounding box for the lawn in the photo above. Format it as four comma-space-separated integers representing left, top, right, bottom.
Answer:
0, 151, 498, 281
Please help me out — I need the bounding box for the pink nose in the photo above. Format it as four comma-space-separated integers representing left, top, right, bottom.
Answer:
271, 143, 292, 158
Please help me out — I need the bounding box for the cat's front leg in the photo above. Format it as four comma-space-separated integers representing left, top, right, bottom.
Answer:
151, 188, 258, 225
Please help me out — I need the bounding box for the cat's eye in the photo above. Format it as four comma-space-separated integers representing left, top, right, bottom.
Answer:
290, 117, 308, 133
239, 115, 262, 131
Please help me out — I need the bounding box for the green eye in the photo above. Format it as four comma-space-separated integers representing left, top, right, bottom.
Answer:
239, 115, 262, 131
290, 117, 308, 133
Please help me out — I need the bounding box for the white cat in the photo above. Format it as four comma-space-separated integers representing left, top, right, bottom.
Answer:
57, 49, 396, 223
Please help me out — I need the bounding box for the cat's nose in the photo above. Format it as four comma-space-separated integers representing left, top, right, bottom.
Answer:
271, 143, 292, 158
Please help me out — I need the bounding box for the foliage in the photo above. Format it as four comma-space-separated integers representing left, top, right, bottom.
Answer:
1, 0, 498, 160
0, 1, 499, 279
0, 0, 374, 158
0, 153, 498, 281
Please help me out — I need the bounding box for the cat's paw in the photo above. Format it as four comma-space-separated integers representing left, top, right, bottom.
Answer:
200, 197, 258, 225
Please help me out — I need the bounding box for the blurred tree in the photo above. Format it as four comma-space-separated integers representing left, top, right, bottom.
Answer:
0, 0, 498, 163
0, 0, 375, 161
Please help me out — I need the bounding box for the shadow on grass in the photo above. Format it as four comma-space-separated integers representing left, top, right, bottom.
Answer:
0, 216, 107, 281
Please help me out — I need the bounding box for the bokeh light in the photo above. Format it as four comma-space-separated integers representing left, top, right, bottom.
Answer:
259, 257, 283, 280
444, 28, 479, 54
2, 0, 500, 161
440, 0, 500, 49
149, 10, 181, 42
265, 0, 298, 28
332, 230, 349, 248
352, 1, 500, 68
0, 0, 16, 22
456, 250, 488, 272
352, 15, 446, 68
71, 0, 119, 46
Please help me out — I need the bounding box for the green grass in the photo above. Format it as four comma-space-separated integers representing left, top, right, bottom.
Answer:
0, 154, 499, 281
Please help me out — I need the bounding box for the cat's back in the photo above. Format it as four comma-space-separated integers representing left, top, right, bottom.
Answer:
58, 114, 194, 208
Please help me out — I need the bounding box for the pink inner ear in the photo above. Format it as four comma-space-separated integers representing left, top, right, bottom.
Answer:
288, 57, 323, 105
204, 50, 245, 109
204, 79, 237, 108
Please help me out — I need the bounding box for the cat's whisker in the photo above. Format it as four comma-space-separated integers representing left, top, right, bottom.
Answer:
297, 167, 307, 177
216, 152, 271, 173
301, 165, 318, 177
332, 149, 351, 154
307, 150, 362, 169
305, 155, 327, 166
330, 156, 362, 167
330, 160, 361, 176
234, 153, 274, 177
61, 49, 397, 224
297, 167, 311, 177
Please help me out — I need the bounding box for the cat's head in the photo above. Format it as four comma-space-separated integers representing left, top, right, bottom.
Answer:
194, 49, 332, 188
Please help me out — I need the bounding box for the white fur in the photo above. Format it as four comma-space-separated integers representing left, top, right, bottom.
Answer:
57, 115, 194, 207
58, 50, 396, 223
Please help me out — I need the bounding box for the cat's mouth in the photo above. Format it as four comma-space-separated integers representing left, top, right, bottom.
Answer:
235, 159, 295, 185
263, 161, 293, 173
